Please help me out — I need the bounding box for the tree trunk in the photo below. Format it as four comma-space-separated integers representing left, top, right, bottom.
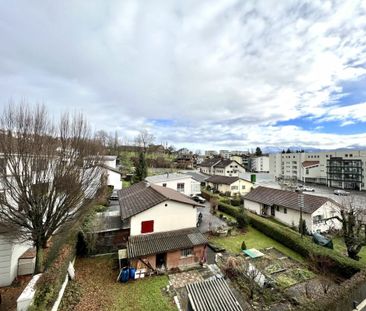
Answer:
34, 244, 45, 274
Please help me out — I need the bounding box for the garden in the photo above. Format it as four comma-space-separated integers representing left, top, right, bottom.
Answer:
60, 255, 176, 311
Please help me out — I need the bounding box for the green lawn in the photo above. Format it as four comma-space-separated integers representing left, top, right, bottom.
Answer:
209, 226, 305, 262
60, 256, 176, 311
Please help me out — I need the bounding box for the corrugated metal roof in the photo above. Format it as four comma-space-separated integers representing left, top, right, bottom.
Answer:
127, 227, 207, 258
186, 278, 244, 311
244, 186, 335, 214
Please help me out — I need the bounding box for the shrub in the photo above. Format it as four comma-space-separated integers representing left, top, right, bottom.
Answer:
218, 202, 248, 229
241, 241, 247, 250
247, 212, 363, 279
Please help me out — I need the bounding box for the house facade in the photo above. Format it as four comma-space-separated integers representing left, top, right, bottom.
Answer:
0, 232, 32, 286
100, 155, 123, 190
243, 186, 342, 233
198, 159, 246, 177
145, 173, 200, 196
206, 176, 253, 196
118, 182, 207, 272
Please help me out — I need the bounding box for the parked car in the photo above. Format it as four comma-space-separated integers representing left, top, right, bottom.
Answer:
109, 190, 119, 200
334, 189, 350, 196
296, 185, 314, 192
303, 186, 315, 192
191, 195, 206, 204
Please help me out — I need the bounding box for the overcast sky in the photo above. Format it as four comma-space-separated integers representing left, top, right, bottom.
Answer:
1, 1, 366, 151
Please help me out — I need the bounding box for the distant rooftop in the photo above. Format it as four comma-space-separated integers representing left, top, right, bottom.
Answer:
145, 173, 192, 183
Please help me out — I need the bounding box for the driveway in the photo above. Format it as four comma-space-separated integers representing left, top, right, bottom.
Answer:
197, 201, 226, 233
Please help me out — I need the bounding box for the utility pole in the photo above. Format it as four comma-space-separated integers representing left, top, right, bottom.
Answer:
298, 191, 305, 238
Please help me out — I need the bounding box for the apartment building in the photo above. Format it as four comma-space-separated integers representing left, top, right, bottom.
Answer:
269, 150, 366, 190
250, 156, 270, 172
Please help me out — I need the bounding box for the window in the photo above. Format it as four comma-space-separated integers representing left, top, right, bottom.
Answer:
177, 183, 185, 193
313, 215, 323, 224
276, 206, 280, 212
181, 248, 193, 257
141, 220, 154, 233
162, 183, 167, 187
241, 185, 246, 190
231, 186, 238, 190
284, 208, 287, 214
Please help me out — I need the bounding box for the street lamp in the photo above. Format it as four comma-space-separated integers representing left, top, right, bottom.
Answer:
297, 190, 305, 238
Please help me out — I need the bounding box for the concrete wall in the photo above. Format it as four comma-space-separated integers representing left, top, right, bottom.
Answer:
130, 201, 197, 236
251, 156, 270, 172
243, 200, 261, 214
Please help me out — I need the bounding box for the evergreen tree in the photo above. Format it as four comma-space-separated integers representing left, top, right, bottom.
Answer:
255, 147, 262, 156
133, 151, 148, 183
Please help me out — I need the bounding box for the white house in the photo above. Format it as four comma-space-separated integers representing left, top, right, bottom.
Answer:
118, 182, 207, 271
145, 173, 200, 196
0, 228, 33, 286
206, 176, 253, 196
243, 186, 342, 233
100, 155, 123, 190
198, 159, 246, 177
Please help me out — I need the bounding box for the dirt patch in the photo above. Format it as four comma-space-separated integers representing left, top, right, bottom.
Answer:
0, 275, 32, 311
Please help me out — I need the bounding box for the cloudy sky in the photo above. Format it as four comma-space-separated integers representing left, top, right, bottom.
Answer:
1, 1, 366, 151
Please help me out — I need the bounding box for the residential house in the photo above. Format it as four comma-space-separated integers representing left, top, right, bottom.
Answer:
230, 155, 243, 165
118, 182, 207, 271
243, 186, 342, 233
206, 176, 253, 196
181, 171, 209, 186
100, 155, 123, 190
219, 150, 230, 159
145, 173, 201, 196
205, 150, 218, 157
175, 155, 194, 169
0, 227, 33, 286
198, 159, 245, 177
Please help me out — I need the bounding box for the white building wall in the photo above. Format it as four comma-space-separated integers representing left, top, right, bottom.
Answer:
243, 200, 261, 214
106, 170, 122, 190
311, 202, 342, 232
130, 201, 197, 236
0, 236, 31, 287
251, 156, 269, 172
146, 177, 199, 196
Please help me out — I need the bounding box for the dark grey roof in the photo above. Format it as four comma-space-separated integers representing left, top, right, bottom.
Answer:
206, 175, 239, 185
127, 227, 207, 258
214, 159, 235, 168
182, 171, 209, 183
100, 164, 123, 175
118, 182, 203, 220
244, 186, 336, 214
186, 278, 244, 311
199, 158, 221, 167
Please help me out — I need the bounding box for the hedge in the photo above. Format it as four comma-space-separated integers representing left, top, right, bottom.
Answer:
298, 270, 366, 311
247, 212, 364, 279
218, 202, 248, 229
29, 235, 77, 311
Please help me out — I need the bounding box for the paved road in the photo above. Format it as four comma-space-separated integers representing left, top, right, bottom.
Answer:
197, 201, 226, 233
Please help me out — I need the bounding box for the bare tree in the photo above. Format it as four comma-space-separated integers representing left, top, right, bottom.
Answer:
337, 196, 366, 260
134, 129, 155, 153
0, 104, 105, 273
95, 129, 110, 147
